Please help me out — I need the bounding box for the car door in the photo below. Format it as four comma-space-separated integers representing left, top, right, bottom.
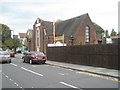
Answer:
24, 53, 28, 62
26, 53, 32, 62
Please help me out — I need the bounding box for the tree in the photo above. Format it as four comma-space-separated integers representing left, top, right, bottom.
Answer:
110, 29, 117, 36
104, 30, 110, 38
3, 38, 21, 52
3, 39, 14, 49
0, 24, 11, 43
13, 38, 22, 52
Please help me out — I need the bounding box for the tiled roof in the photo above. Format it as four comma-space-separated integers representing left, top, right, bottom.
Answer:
19, 33, 26, 38
55, 14, 87, 36
39, 13, 88, 37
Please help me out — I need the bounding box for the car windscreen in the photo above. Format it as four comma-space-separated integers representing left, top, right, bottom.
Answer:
0, 52, 9, 55
9, 51, 14, 53
35, 52, 45, 56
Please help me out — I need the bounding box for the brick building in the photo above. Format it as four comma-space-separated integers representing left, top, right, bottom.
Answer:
26, 29, 33, 51
30, 13, 97, 53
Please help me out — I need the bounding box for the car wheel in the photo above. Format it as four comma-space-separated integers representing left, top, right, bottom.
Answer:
9, 60, 11, 63
42, 61, 45, 64
30, 60, 33, 64
8, 60, 11, 63
23, 60, 25, 63
23, 58, 26, 63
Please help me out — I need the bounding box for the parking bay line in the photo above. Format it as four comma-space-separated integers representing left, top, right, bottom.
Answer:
21, 67, 43, 77
60, 82, 78, 89
10, 63, 17, 67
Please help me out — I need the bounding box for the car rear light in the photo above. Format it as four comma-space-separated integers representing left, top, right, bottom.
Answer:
31, 56, 36, 59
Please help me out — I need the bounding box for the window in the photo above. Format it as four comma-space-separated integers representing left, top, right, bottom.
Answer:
36, 27, 40, 47
85, 26, 90, 43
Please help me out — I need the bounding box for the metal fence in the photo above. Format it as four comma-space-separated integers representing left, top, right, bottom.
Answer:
47, 44, 119, 70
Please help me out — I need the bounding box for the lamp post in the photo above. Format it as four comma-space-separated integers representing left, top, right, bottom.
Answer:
69, 35, 75, 46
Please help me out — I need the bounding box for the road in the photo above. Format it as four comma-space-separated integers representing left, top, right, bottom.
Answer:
1, 57, 119, 90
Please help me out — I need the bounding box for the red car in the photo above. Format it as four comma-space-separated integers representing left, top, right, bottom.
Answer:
23, 51, 46, 64
8, 50, 15, 57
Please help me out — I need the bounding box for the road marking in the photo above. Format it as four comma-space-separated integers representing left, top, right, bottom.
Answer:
20, 86, 23, 88
60, 82, 78, 89
20, 86, 24, 90
21, 67, 43, 76
3, 72, 24, 89
10, 63, 17, 67
16, 83, 19, 86
9, 78, 13, 81
68, 69, 74, 71
14, 82, 19, 87
59, 73, 65, 75
76, 71, 120, 82
31, 65, 36, 67
5, 75, 8, 78
14, 82, 17, 85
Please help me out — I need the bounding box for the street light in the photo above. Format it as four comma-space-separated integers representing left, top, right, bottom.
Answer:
69, 35, 75, 46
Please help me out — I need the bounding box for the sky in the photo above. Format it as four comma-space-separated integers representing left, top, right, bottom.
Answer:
0, 0, 119, 35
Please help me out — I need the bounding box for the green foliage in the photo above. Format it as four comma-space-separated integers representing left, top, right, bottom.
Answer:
104, 30, 110, 38
3, 39, 14, 49
110, 29, 117, 36
0, 24, 11, 43
2, 38, 21, 51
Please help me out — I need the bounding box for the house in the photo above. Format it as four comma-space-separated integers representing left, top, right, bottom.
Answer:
18, 33, 27, 53
30, 13, 97, 53
13, 35, 18, 39
26, 29, 33, 51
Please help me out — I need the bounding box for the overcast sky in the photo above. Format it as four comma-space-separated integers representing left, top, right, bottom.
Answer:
0, 0, 119, 35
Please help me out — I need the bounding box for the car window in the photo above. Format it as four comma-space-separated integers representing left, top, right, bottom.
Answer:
27, 52, 32, 55
35, 52, 45, 56
9, 51, 14, 53
0, 52, 9, 55
0, 48, 2, 51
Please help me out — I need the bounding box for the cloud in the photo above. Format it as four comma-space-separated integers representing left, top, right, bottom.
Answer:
0, 0, 119, 35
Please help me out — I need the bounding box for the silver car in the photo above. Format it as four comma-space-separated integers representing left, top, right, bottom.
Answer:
0, 51, 11, 63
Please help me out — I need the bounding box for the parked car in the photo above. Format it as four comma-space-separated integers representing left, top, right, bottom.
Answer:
23, 51, 46, 64
8, 50, 15, 57
0, 51, 11, 63
22, 50, 29, 55
22, 51, 30, 59
0, 48, 3, 51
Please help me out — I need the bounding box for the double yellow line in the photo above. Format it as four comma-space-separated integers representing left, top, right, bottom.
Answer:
79, 72, 120, 82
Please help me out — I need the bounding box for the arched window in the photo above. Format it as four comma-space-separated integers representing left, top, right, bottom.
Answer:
36, 27, 40, 47
85, 26, 90, 43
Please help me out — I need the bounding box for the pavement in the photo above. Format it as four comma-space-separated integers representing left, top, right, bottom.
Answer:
15, 53, 119, 79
